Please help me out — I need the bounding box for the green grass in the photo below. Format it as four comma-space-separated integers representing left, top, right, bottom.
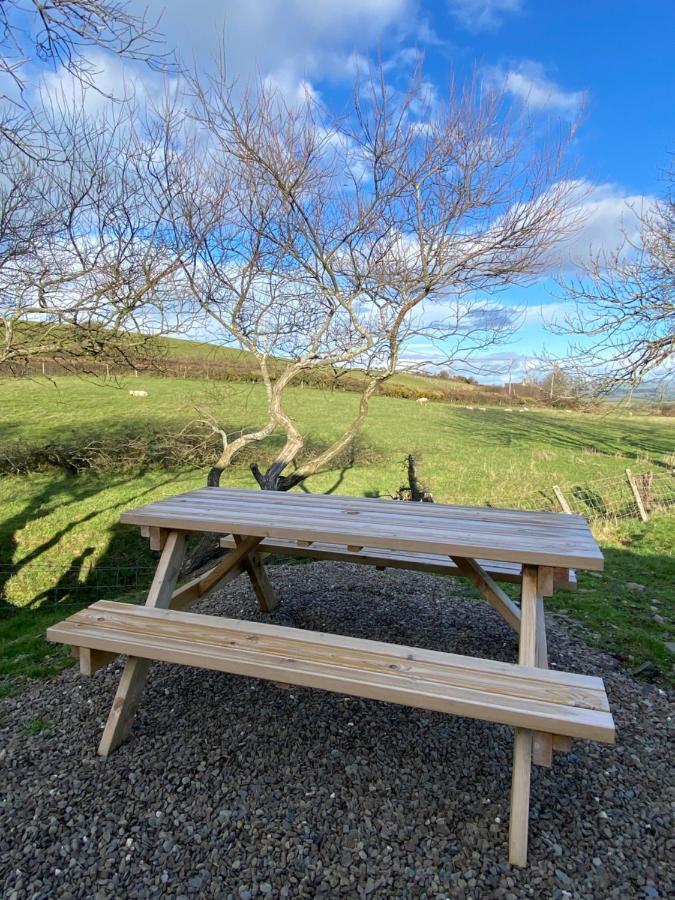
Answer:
2, 375, 673, 484
0, 374, 673, 685
20, 717, 55, 735
547, 514, 674, 678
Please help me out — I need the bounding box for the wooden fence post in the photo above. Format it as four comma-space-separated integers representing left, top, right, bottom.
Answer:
552, 485, 572, 514
625, 469, 649, 523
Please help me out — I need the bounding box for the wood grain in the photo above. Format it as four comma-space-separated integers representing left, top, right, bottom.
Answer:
119, 488, 604, 571
219, 537, 578, 590
48, 601, 615, 743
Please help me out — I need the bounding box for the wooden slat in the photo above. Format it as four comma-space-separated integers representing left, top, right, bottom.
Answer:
509, 565, 538, 866
218, 537, 577, 590
519, 567, 538, 668
532, 569, 553, 767
450, 557, 521, 633
157, 490, 597, 543
47, 601, 615, 743
510, 728, 533, 866
119, 488, 604, 572
131, 494, 596, 544
186, 486, 591, 527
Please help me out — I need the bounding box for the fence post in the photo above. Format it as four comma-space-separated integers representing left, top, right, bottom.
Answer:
625, 469, 649, 523
552, 485, 572, 514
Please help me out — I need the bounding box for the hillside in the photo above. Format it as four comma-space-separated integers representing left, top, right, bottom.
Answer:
3, 327, 541, 407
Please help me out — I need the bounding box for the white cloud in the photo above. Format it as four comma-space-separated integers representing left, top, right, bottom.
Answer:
484, 62, 586, 117
37, 51, 177, 118
263, 66, 320, 107
448, 0, 522, 31
552, 180, 654, 269
127, 0, 413, 99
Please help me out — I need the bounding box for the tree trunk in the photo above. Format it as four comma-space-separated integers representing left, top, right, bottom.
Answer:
207, 465, 224, 487
249, 463, 305, 491
398, 454, 433, 502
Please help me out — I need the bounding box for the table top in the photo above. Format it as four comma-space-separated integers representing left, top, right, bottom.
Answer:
121, 487, 604, 571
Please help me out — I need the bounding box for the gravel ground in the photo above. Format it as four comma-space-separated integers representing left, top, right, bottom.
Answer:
1, 562, 673, 899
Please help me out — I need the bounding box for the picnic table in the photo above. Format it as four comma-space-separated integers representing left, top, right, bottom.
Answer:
47, 487, 615, 866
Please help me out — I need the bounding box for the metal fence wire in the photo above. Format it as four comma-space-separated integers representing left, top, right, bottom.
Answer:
456, 468, 675, 525
0, 563, 156, 611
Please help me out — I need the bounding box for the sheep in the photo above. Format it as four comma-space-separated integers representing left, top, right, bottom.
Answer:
416, 397, 429, 404
128, 389, 148, 397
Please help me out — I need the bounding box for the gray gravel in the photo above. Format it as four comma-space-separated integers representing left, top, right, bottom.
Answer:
1, 562, 673, 899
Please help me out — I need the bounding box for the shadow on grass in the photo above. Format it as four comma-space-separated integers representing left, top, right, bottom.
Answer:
0, 471, 181, 615
443, 409, 674, 468
0, 473, 175, 679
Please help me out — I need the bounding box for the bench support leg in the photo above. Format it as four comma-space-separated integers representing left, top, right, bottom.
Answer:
234, 534, 279, 613
510, 727, 533, 866
508, 564, 538, 865
98, 530, 187, 757
450, 556, 521, 634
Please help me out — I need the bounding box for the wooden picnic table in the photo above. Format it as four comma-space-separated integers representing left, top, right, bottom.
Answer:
47, 487, 614, 866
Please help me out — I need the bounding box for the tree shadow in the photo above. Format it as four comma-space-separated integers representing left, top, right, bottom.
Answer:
443, 409, 674, 468
0, 471, 178, 615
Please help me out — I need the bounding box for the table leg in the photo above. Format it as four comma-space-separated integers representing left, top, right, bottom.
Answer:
532, 567, 554, 767
98, 530, 187, 757
509, 564, 538, 866
234, 534, 279, 613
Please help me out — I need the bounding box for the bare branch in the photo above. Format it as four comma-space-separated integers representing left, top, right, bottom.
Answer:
552, 166, 674, 393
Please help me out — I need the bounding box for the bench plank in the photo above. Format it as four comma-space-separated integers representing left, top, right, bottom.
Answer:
218, 537, 577, 591
48, 601, 615, 744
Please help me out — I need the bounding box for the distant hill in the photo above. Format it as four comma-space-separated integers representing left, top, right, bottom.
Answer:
607, 380, 675, 402
11, 327, 671, 411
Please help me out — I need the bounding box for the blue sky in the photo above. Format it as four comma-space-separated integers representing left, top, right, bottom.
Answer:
38, 1, 675, 381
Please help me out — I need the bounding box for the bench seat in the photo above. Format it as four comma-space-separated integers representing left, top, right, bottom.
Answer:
48, 600, 613, 743
219, 537, 577, 590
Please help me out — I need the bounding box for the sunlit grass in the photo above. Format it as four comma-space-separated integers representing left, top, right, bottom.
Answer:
0, 374, 673, 682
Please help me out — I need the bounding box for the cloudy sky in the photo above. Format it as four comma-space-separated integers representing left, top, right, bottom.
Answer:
47, 1, 675, 381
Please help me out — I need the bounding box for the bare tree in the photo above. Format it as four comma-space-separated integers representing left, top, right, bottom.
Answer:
554, 167, 674, 394
0, 1, 178, 367
0, 91, 185, 372
157, 67, 581, 490
1, 0, 169, 156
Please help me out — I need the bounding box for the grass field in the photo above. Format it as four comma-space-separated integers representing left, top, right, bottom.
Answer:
0, 373, 673, 685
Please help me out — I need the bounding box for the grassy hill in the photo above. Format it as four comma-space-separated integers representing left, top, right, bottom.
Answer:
4, 328, 537, 406
0, 371, 673, 684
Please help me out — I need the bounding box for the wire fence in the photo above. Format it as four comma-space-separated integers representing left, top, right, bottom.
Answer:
1, 468, 673, 611
455, 468, 675, 525
0, 563, 156, 614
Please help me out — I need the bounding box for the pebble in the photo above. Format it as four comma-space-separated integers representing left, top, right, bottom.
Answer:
1, 562, 673, 898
